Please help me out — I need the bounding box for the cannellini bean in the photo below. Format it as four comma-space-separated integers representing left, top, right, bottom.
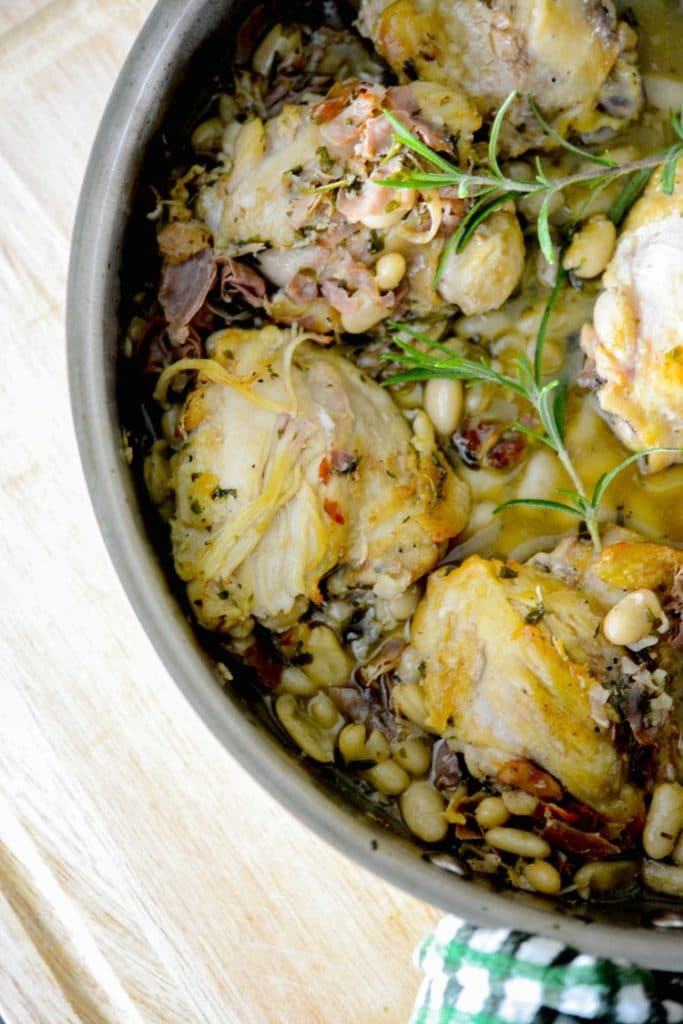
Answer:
308, 692, 339, 729
501, 790, 539, 816
524, 860, 562, 895
464, 383, 491, 414
603, 589, 663, 647
338, 723, 367, 764
475, 797, 510, 830
643, 782, 683, 860
643, 859, 683, 898
301, 625, 353, 687
392, 683, 430, 730
365, 729, 391, 763
275, 694, 335, 763
365, 760, 411, 796
424, 378, 464, 436
374, 252, 406, 291
191, 117, 224, 151
563, 216, 616, 279
485, 828, 550, 860
279, 665, 319, 697
393, 737, 431, 777
400, 782, 448, 842
574, 860, 638, 899
252, 24, 302, 76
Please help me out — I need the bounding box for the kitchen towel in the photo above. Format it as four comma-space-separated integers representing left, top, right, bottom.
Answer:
409, 916, 683, 1024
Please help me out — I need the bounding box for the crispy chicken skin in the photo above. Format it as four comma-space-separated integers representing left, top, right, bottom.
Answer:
581, 166, 683, 471
156, 325, 469, 634
357, 0, 641, 147
411, 555, 643, 822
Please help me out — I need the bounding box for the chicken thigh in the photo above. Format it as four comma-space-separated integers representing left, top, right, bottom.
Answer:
581, 166, 683, 471
357, 0, 642, 148
152, 325, 469, 634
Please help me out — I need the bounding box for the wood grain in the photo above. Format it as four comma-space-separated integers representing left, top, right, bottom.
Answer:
0, 2, 441, 1021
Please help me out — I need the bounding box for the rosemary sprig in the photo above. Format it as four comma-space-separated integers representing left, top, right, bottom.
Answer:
383, 280, 682, 551
379, 94, 683, 276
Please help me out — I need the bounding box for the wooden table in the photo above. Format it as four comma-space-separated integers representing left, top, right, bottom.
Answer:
0, 3, 441, 1021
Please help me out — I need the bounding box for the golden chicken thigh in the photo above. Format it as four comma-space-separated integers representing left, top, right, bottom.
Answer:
152, 325, 469, 634
581, 166, 683, 471
357, 0, 641, 147
411, 554, 646, 822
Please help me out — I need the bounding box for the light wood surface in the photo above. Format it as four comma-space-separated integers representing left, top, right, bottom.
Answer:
0, 2, 442, 1021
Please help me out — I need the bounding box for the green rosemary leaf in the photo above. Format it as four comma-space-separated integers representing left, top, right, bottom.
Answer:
608, 167, 653, 225
513, 352, 535, 393
488, 90, 518, 179
382, 109, 459, 174
590, 447, 683, 511
453, 190, 517, 253
537, 194, 554, 264
671, 106, 683, 142
661, 144, 683, 195
534, 264, 566, 385
493, 498, 584, 518
552, 376, 569, 442
574, 174, 616, 222
511, 421, 555, 448
534, 155, 550, 187
555, 488, 590, 514
528, 97, 617, 168
536, 380, 563, 452
377, 172, 459, 190
386, 322, 458, 358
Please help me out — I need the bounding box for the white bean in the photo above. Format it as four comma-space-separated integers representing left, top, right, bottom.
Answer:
338, 723, 367, 764
279, 666, 319, 697
302, 625, 353, 687
643, 782, 683, 860
485, 828, 550, 859
475, 797, 510, 830
393, 737, 431, 777
308, 692, 339, 729
603, 589, 663, 647
574, 860, 638, 899
365, 729, 390, 763
400, 782, 448, 842
275, 694, 335, 763
392, 683, 430, 730
524, 860, 562, 895
501, 790, 538, 816
365, 760, 411, 796
562, 216, 616, 279
424, 378, 464, 435
643, 859, 683, 898
374, 252, 406, 291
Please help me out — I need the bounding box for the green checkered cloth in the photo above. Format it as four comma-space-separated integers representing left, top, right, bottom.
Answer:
409, 917, 683, 1024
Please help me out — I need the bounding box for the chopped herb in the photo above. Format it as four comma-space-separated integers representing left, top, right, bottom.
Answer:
191, 499, 203, 515
368, 229, 385, 254
499, 566, 518, 579
212, 486, 237, 500
525, 604, 545, 624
